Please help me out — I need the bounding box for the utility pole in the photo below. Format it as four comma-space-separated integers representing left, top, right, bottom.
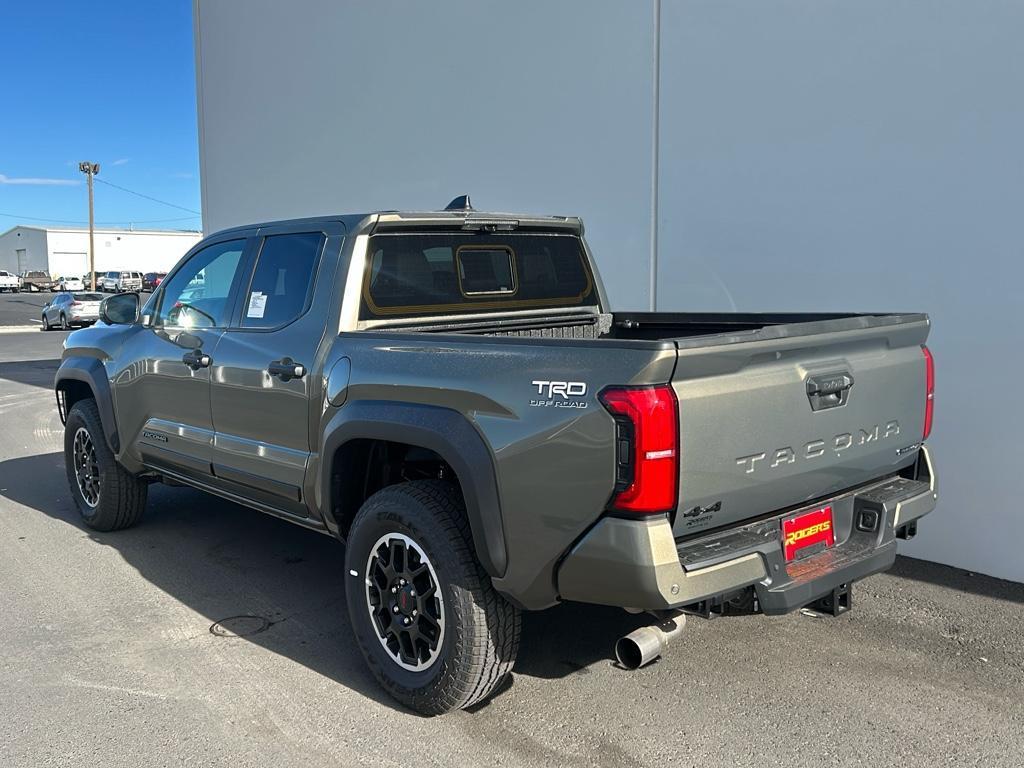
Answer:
78, 162, 100, 290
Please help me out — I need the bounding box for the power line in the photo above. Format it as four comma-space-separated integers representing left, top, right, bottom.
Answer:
94, 178, 201, 214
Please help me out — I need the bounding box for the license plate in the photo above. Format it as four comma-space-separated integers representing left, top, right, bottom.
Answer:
782, 505, 834, 562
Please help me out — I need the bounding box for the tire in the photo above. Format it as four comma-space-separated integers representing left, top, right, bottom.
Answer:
345, 480, 521, 715
42, 313, 50, 331
64, 399, 147, 531
60, 313, 69, 330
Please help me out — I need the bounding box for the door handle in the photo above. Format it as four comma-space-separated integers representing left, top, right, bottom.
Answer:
806, 372, 854, 411
268, 357, 306, 382
182, 350, 211, 370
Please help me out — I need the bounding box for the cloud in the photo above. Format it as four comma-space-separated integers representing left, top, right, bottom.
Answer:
0, 173, 80, 186
111, 158, 131, 166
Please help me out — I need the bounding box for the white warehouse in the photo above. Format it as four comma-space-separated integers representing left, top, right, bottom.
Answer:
0, 225, 201, 279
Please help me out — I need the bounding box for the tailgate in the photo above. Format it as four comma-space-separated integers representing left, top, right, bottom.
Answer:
671, 314, 930, 537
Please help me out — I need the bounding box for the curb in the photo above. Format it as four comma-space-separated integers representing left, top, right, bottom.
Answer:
0, 325, 46, 334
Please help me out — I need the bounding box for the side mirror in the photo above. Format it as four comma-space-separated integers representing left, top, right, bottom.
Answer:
100, 292, 140, 325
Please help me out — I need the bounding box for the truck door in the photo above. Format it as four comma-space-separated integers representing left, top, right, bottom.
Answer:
209, 224, 344, 517
116, 236, 252, 479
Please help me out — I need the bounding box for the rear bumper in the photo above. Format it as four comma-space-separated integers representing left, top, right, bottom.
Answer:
557, 445, 937, 613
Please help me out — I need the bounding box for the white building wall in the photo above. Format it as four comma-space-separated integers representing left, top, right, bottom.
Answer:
45, 229, 202, 277
654, 1, 1024, 583
0, 227, 49, 273
195, 0, 657, 309
194, 1, 1024, 582
1, 227, 201, 278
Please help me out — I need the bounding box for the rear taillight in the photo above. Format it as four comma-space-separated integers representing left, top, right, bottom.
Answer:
599, 384, 679, 514
70, 301, 81, 307
922, 345, 935, 440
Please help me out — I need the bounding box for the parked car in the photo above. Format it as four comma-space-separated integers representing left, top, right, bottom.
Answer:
56, 275, 85, 291
54, 201, 937, 715
100, 270, 143, 293
142, 272, 167, 291
41, 291, 103, 330
20, 270, 56, 292
0, 270, 19, 292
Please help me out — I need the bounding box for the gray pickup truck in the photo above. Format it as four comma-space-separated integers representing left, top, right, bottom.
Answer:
55, 199, 937, 714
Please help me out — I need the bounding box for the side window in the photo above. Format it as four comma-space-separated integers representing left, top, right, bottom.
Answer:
156, 239, 245, 329
240, 232, 324, 329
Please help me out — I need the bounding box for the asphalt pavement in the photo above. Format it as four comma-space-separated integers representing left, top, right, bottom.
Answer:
0, 291, 53, 329
1, 330, 1022, 767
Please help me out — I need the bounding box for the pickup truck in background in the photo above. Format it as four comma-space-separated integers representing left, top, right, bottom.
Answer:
54, 198, 937, 714
20, 270, 56, 292
0, 270, 19, 292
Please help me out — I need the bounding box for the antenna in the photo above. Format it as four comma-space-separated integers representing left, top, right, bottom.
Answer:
444, 195, 473, 211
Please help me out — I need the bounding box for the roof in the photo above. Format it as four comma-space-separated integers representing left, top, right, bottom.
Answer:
0, 225, 202, 238
209, 209, 583, 239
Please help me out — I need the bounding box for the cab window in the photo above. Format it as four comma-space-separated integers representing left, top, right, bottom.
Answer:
156, 240, 245, 329
240, 232, 324, 329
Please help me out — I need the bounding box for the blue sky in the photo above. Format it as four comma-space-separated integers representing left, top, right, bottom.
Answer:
0, 1, 201, 230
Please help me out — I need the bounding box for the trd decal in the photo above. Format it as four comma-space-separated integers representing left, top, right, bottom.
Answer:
530, 380, 588, 409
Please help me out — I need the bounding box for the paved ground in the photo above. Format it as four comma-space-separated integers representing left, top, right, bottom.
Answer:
0, 291, 52, 328
1, 330, 1022, 768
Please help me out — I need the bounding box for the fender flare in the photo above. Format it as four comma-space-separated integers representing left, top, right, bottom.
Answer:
321, 401, 507, 578
54, 357, 120, 453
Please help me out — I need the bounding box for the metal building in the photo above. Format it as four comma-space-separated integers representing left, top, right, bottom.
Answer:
0, 225, 201, 279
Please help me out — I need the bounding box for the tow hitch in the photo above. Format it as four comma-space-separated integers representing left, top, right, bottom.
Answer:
801, 582, 853, 617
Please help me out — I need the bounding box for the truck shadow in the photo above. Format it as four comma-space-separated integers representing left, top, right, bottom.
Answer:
0, 358, 62, 389
0, 451, 645, 712
10, 451, 1016, 714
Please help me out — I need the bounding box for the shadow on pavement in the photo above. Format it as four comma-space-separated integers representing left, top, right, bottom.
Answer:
0, 358, 61, 389
889, 554, 1024, 605
0, 451, 643, 713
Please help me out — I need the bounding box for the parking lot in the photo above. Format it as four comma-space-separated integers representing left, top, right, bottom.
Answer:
0, 320, 1021, 767
0, 291, 53, 330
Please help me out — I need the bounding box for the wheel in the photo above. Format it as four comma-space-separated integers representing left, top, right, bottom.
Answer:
42, 313, 51, 331
64, 399, 147, 531
60, 313, 70, 330
345, 480, 521, 715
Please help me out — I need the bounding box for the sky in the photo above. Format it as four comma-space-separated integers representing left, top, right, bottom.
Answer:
0, 1, 201, 231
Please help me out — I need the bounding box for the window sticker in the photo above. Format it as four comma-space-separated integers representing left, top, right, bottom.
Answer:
246, 291, 267, 319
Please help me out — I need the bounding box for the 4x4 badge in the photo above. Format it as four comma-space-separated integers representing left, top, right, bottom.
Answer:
683, 501, 721, 519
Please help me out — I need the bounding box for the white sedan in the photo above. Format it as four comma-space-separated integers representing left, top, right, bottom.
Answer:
56, 276, 85, 291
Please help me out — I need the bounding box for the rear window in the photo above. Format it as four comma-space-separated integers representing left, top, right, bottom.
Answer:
74, 293, 104, 301
360, 233, 595, 319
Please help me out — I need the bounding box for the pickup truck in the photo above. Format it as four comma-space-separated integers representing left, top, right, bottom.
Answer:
20, 270, 56, 292
0, 270, 19, 292
54, 199, 937, 715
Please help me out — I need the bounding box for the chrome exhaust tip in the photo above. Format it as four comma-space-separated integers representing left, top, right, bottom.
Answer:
615, 612, 687, 670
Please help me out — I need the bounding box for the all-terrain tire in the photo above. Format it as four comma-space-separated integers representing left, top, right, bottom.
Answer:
345, 480, 521, 715
64, 399, 147, 531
